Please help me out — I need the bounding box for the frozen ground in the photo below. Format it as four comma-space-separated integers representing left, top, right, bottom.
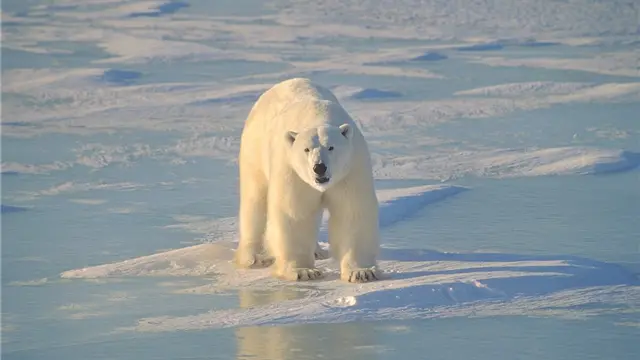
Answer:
2, 0, 640, 359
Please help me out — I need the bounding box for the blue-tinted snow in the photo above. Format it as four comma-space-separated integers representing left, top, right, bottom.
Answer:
2, 0, 639, 359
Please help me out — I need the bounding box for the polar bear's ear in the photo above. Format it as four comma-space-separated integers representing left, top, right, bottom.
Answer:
285, 131, 298, 145
339, 124, 352, 139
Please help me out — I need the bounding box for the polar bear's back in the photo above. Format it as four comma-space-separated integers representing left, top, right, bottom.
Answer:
273, 77, 340, 104
244, 78, 341, 128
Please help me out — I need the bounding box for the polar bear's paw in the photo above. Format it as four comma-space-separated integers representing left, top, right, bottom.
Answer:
295, 268, 324, 281
234, 251, 274, 269
342, 267, 380, 283
314, 246, 330, 260
276, 267, 324, 281
250, 254, 275, 268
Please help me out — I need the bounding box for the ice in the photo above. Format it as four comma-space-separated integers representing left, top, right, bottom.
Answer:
0, 161, 75, 175
60, 184, 466, 279
410, 52, 448, 62
112, 249, 639, 332
13, 181, 147, 201
349, 88, 403, 101
58, 184, 638, 332
3, 0, 640, 358
0, 205, 29, 214
68, 199, 109, 205
128, 1, 189, 18
94, 34, 229, 64
471, 51, 640, 78
275, 0, 639, 40
99, 69, 142, 86
60, 242, 233, 279
454, 82, 594, 97
372, 147, 640, 180
457, 43, 505, 52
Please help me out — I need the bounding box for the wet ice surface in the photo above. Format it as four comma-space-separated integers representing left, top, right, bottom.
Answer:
2, 0, 640, 359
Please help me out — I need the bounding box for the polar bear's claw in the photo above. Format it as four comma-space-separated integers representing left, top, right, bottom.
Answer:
235, 251, 274, 269
295, 268, 324, 281
250, 254, 274, 268
345, 268, 379, 283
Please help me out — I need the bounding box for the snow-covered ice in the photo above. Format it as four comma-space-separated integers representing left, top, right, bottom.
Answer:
2, 0, 640, 359
57, 184, 639, 333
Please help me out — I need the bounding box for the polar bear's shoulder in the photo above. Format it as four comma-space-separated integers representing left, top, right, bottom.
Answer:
265, 78, 340, 105
244, 78, 343, 129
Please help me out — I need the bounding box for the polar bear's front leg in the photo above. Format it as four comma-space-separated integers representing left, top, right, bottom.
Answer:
235, 166, 273, 269
265, 189, 324, 281
325, 175, 381, 283
266, 213, 324, 281
328, 214, 381, 283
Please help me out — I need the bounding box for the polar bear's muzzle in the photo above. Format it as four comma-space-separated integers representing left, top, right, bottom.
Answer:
313, 162, 327, 176
313, 162, 330, 184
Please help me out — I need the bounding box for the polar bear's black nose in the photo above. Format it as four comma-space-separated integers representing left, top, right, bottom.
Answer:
313, 163, 327, 176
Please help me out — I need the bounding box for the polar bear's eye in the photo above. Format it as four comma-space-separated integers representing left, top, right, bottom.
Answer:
304, 148, 310, 153
328, 146, 334, 151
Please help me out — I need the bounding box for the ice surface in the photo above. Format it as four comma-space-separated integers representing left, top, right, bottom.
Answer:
349, 88, 403, 100
372, 147, 640, 180
454, 82, 594, 97
411, 52, 448, 62
60, 184, 466, 279
3, 0, 640, 357
59, 184, 638, 332
99, 69, 142, 85
128, 1, 189, 18
472, 51, 640, 78
1, 205, 29, 214
125, 267, 639, 332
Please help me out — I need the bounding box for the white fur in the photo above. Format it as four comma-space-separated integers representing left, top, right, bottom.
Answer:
235, 78, 380, 283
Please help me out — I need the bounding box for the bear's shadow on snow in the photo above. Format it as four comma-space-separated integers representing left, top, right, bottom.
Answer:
592, 150, 640, 174
315, 184, 638, 299
378, 247, 639, 300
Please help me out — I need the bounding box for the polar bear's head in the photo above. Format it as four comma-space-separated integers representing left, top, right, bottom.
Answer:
286, 124, 354, 192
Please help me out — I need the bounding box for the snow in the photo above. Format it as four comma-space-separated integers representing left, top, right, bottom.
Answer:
372, 147, 640, 180
2, 0, 640, 358
60, 185, 466, 279
61, 243, 231, 279
454, 82, 595, 97
471, 51, 640, 78
66, 239, 638, 332
59, 184, 638, 332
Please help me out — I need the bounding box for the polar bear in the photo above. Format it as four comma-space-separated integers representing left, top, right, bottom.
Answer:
234, 78, 380, 283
